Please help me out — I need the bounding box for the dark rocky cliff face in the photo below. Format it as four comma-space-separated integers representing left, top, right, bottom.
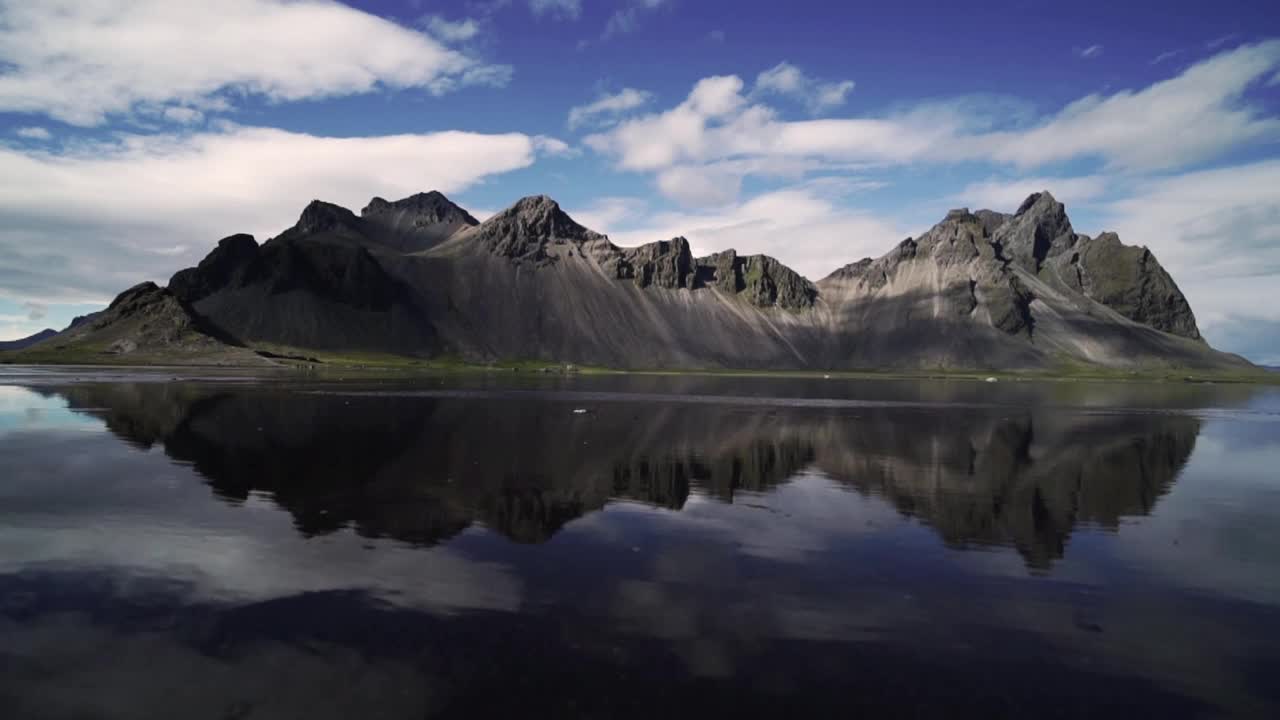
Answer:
169, 233, 259, 304
608, 237, 697, 290
735, 254, 817, 310
1046, 232, 1202, 341
165, 211, 436, 353
598, 238, 817, 309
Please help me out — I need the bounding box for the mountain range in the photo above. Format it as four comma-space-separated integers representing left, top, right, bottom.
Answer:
5, 189, 1253, 371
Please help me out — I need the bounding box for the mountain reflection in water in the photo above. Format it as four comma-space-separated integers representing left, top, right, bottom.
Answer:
55, 381, 1198, 569
4, 375, 1278, 719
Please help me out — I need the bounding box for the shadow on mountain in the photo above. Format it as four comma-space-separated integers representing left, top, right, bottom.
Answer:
50, 383, 1200, 567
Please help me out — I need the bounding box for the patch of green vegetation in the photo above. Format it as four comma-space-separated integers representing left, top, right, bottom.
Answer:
7, 343, 1277, 385
236, 343, 623, 377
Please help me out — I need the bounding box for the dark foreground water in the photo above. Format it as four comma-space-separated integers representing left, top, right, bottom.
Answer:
2, 369, 1279, 719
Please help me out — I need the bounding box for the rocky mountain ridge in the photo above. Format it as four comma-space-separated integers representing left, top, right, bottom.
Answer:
8, 189, 1251, 371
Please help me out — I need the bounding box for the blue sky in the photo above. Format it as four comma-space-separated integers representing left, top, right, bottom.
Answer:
1, 0, 1278, 361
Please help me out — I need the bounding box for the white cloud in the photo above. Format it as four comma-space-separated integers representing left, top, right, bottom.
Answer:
813, 81, 857, 110
13, 126, 51, 140
984, 40, 1280, 170
585, 42, 1280, 205
951, 175, 1109, 210
532, 135, 577, 157
655, 165, 744, 207
572, 196, 650, 232
575, 180, 908, 279
754, 62, 855, 114
568, 88, 653, 129
755, 63, 807, 95
1098, 159, 1280, 334
1075, 44, 1104, 59
161, 106, 203, 125
1207, 33, 1239, 49
1151, 49, 1182, 65
0, 0, 510, 126
423, 14, 482, 43
583, 75, 753, 171
0, 125, 545, 305
603, 0, 669, 39
584, 76, 969, 199
529, 0, 581, 20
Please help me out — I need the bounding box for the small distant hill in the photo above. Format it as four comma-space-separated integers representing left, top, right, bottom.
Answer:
0, 328, 57, 351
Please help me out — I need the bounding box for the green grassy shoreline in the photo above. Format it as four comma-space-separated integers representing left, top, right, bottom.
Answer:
4, 347, 1277, 385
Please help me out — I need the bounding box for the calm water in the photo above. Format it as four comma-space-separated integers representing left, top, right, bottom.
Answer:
2, 369, 1279, 718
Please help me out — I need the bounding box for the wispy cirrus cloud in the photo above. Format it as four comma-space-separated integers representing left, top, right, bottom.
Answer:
602, 0, 670, 39
529, 0, 581, 20
0, 0, 511, 126
568, 88, 653, 129
13, 126, 51, 140
1207, 33, 1239, 49
422, 14, 482, 43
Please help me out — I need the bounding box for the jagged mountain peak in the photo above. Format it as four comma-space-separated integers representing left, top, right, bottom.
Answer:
361, 190, 477, 224
359, 190, 479, 252
294, 199, 360, 236
492, 195, 584, 233
466, 194, 601, 263
109, 281, 166, 310
993, 191, 1075, 272
363, 190, 447, 213
217, 232, 259, 250
169, 233, 260, 305
509, 194, 560, 211
1013, 189, 1066, 217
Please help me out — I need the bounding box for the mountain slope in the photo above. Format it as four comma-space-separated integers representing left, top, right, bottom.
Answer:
22, 189, 1252, 372
386, 196, 827, 367
9, 281, 264, 365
